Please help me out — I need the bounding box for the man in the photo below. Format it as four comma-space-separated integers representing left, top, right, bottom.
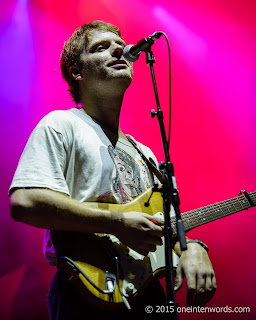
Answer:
9, 21, 216, 319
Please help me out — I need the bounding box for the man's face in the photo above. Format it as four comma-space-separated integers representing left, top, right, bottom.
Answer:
80, 30, 133, 86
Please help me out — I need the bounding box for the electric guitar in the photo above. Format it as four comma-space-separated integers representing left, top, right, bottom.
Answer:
51, 186, 255, 310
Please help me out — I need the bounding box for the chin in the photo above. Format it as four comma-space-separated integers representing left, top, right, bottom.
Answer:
107, 72, 133, 87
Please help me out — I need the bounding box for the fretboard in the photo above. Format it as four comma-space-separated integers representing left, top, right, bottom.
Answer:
171, 191, 256, 236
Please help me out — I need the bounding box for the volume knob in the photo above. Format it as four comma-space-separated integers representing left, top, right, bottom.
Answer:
125, 283, 135, 296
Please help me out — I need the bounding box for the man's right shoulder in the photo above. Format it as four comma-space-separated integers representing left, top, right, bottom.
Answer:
40, 109, 73, 124
37, 108, 81, 133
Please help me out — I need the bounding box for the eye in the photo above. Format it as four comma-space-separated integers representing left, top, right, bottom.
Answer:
95, 45, 105, 52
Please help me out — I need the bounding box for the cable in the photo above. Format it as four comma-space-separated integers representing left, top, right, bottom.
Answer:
60, 255, 131, 309
114, 256, 131, 310
60, 256, 114, 295
156, 32, 172, 150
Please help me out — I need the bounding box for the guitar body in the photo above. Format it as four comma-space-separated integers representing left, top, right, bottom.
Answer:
51, 186, 179, 310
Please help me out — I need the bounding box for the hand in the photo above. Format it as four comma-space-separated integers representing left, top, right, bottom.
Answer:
174, 242, 217, 306
115, 211, 164, 256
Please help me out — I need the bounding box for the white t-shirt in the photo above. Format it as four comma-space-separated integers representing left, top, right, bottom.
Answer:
9, 108, 159, 265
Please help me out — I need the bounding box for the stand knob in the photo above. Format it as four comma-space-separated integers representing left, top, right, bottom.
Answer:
159, 161, 166, 170
151, 109, 157, 118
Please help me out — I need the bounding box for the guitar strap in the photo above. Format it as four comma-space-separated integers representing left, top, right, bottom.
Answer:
126, 136, 164, 184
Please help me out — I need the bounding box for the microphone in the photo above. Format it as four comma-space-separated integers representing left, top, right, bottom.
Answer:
123, 32, 162, 62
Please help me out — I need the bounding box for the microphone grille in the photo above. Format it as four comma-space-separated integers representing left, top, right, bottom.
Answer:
123, 44, 139, 62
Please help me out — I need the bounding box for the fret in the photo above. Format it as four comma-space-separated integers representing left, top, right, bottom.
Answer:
235, 197, 245, 211
184, 214, 197, 232
216, 202, 224, 218
200, 208, 208, 223
228, 199, 237, 213
192, 210, 201, 225
211, 203, 222, 221
204, 206, 212, 222
230, 199, 237, 212
233, 199, 242, 211
225, 201, 232, 214
238, 199, 245, 209
241, 197, 248, 209
239, 195, 250, 209
223, 200, 236, 215
171, 219, 176, 231
222, 203, 229, 215
182, 216, 193, 232
218, 203, 226, 218
189, 212, 198, 228
250, 192, 256, 204
211, 205, 220, 220
192, 210, 201, 226
172, 224, 177, 236
242, 194, 252, 208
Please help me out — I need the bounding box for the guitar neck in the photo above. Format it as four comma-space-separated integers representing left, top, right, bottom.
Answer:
170, 191, 256, 236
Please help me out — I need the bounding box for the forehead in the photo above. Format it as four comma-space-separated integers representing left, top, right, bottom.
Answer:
85, 30, 126, 50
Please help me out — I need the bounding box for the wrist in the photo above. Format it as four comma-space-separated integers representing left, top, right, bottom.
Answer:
174, 238, 208, 256
186, 239, 209, 252
173, 236, 190, 256
109, 211, 125, 236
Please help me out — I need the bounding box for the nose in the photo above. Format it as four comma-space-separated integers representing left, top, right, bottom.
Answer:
111, 43, 124, 59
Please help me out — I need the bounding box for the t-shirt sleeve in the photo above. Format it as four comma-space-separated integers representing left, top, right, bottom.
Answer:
9, 123, 69, 196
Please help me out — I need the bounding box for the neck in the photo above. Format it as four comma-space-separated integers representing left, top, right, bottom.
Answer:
80, 92, 128, 145
80, 82, 127, 133
81, 96, 122, 133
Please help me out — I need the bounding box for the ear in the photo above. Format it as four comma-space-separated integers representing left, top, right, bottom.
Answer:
69, 66, 83, 81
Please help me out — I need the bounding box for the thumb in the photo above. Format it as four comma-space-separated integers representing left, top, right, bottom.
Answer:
174, 267, 184, 292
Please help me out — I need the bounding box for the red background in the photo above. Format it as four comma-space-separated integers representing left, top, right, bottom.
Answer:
0, 0, 255, 319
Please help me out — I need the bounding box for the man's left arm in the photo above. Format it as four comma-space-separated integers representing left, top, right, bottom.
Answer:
174, 239, 217, 307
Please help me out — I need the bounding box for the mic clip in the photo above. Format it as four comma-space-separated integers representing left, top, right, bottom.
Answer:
123, 32, 163, 62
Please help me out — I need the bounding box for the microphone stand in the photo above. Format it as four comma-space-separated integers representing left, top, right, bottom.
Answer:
145, 49, 187, 319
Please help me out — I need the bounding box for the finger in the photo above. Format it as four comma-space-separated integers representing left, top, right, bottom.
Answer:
143, 213, 164, 226
186, 275, 197, 306
136, 242, 157, 255
144, 234, 163, 246
135, 248, 149, 256
212, 274, 217, 290
194, 273, 217, 307
128, 242, 150, 256
203, 274, 217, 305
193, 274, 206, 307
144, 223, 163, 238
174, 266, 184, 292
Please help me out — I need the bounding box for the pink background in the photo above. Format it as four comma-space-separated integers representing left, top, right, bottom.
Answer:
0, 0, 255, 319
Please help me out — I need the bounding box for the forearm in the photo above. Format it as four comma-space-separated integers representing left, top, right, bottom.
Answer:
10, 188, 122, 235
